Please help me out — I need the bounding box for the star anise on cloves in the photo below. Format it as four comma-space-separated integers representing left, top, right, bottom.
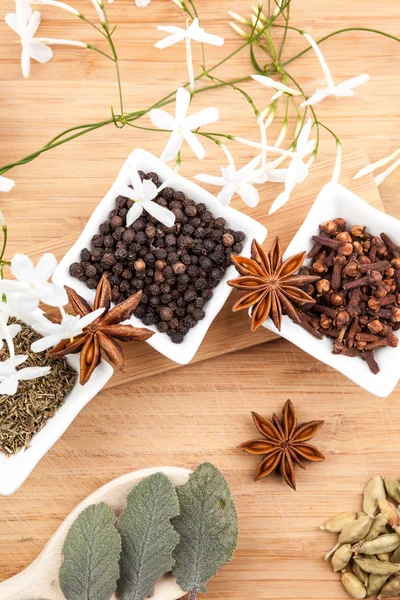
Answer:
47, 275, 154, 385
228, 237, 320, 331
239, 400, 325, 490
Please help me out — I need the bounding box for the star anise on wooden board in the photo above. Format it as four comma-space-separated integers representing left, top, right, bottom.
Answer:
227, 237, 320, 332
47, 275, 154, 385
239, 400, 325, 490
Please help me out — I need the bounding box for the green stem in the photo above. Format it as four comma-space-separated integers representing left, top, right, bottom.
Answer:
86, 44, 115, 61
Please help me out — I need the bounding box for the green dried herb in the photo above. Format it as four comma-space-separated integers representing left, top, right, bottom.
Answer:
0, 319, 76, 455
172, 462, 239, 600
59, 503, 122, 600
117, 473, 180, 600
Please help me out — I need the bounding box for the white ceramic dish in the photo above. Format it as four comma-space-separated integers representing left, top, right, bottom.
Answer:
262, 182, 400, 398
0, 309, 114, 496
53, 149, 267, 365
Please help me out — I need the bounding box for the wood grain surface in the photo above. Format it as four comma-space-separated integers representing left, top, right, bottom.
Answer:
0, 1, 400, 599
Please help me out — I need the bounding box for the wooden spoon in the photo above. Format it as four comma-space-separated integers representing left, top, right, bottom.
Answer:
0, 466, 190, 600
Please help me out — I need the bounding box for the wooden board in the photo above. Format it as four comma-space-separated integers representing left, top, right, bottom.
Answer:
24, 150, 382, 389
1, 0, 400, 598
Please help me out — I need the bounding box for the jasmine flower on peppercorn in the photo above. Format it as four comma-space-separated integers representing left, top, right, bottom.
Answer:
269, 118, 316, 214
155, 17, 224, 92
301, 32, 369, 107
120, 167, 176, 227
149, 87, 219, 162
0, 253, 67, 309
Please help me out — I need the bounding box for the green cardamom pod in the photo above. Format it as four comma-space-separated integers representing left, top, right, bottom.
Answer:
392, 547, 400, 563
378, 498, 400, 528
379, 575, 400, 598
366, 573, 390, 598
384, 479, 400, 504
332, 544, 353, 572
326, 516, 372, 560
354, 557, 400, 575
363, 477, 386, 517
320, 512, 357, 533
359, 533, 400, 555
364, 514, 388, 542
377, 553, 392, 562
342, 572, 367, 599
352, 560, 369, 587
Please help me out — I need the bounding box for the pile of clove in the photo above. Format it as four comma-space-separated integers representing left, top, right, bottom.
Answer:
295, 218, 400, 374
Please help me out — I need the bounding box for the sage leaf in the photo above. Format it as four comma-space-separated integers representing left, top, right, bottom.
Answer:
116, 472, 180, 600
172, 462, 239, 597
59, 502, 121, 600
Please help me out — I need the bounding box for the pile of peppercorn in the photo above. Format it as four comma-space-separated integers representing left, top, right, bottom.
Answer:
69, 171, 245, 344
294, 218, 400, 374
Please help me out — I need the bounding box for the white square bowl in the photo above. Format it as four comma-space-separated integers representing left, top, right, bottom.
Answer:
0, 310, 114, 496
53, 149, 267, 365
262, 182, 400, 398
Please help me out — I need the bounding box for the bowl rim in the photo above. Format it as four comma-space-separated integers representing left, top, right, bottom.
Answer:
53, 149, 267, 365
262, 182, 400, 398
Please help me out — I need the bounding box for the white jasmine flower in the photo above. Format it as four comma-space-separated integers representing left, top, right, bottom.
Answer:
120, 168, 176, 227
269, 118, 316, 214
135, 0, 151, 5
0, 176, 15, 193
301, 32, 369, 107
31, 308, 105, 352
374, 156, 400, 186
155, 18, 224, 92
354, 148, 400, 180
6, 6, 87, 77
0, 253, 67, 309
0, 355, 50, 395
89, 0, 106, 22
252, 74, 301, 97
0, 321, 21, 352
332, 141, 342, 184
29, 0, 80, 15
149, 87, 219, 162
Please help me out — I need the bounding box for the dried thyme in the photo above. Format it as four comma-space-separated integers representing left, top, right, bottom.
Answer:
0, 319, 76, 455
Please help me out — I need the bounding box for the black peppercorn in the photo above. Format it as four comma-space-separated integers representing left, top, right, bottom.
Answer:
157, 321, 169, 333
69, 262, 84, 278
170, 332, 184, 344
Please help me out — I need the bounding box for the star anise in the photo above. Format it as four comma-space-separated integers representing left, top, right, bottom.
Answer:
239, 400, 325, 490
228, 237, 320, 332
47, 275, 154, 385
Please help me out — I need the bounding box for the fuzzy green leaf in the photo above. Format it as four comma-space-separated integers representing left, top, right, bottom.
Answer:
59, 502, 121, 600
116, 472, 180, 600
172, 462, 239, 596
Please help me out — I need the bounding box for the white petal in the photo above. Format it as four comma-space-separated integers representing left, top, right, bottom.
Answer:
0, 377, 18, 395
5, 13, 21, 35
37, 282, 68, 307
184, 130, 206, 160
31, 333, 62, 352
190, 29, 224, 46
251, 74, 301, 96
78, 307, 105, 329
11, 253, 35, 282
375, 156, 400, 186
289, 158, 308, 185
269, 190, 291, 215
302, 32, 335, 89
236, 183, 259, 208
0, 176, 15, 192
296, 118, 313, 153
335, 74, 370, 93
28, 42, 53, 64
35, 252, 58, 282
195, 174, 227, 186
17, 291, 40, 311
185, 107, 219, 131
160, 132, 184, 162
354, 148, 400, 179
217, 185, 235, 206
14, 355, 28, 367
119, 185, 135, 200
236, 155, 262, 182
175, 87, 191, 121
26, 10, 41, 37
155, 33, 184, 50
144, 201, 176, 227
17, 366, 51, 381
126, 203, 144, 227
156, 25, 185, 35
149, 108, 175, 131
8, 323, 21, 340
142, 178, 158, 201
21, 46, 31, 78
301, 87, 330, 107
135, 0, 151, 6
17, 0, 33, 25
